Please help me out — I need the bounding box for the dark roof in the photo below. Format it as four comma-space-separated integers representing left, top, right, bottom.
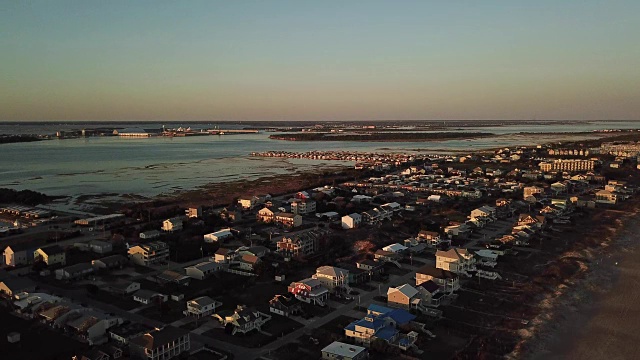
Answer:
0, 276, 36, 291
38, 245, 65, 255
4, 242, 39, 252
109, 322, 154, 339
95, 254, 126, 265
129, 326, 188, 350
416, 265, 458, 279
418, 280, 440, 293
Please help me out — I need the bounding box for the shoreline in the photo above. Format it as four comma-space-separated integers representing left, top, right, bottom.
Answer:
508, 199, 640, 359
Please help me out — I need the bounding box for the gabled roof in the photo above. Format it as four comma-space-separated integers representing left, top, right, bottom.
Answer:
37, 245, 65, 255
436, 248, 472, 261
416, 265, 458, 279
129, 326, 189, 351
316, 265, 349, 278
240, 254, 260, 264
0, 277, 36, 291
418, 280, 440, 293
389, 284, 418, 299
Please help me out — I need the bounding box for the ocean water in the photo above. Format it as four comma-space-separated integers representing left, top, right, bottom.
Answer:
1, 121, 640, 198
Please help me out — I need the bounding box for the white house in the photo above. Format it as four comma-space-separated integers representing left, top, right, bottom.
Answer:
204, 228, 234, 242
185, 261, 222, 280
341, 213, 362, 229
184, 296, 221, 318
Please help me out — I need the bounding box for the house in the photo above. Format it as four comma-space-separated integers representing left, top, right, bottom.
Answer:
417, 280, 445, 307
3, 243, 36, 267
213, 248, 235, 264
237, 245, 270, 258
92, 254, 127, 270
105, 281, 140, 296
257, 207, 275, 223
55, 263, 94, 280
417, 230, 450, 247
109, 323, 154, 345
387, 284, 419, 310
274, 212, 302, 228
291, 199, 317, 215
313, 266, 350, 292
595, 189, 618, 204
277, 230, 323, 258
75, 240, 112, 254
356, 260, 385, 276
128, 241, 169, 266
34, 245, 66, 266
185, 261, 222, 280
65, 313, 123, 345
517, 213, 546, 228
416, 265, 460, 293
444, 223, 471, 238
203, 228, 234, 242
186, 206, 202, 218
322, 341, 368, 360
382, 243, 408, 254
373, 249, 400, 264
0, 277, 36, 298
129, 326, 190, 360
269, 294, 302, 317
436, 248, 476, 275
217, 305, 272, 335
156, 270, 191, 286
139, 230, 161, 240
220, 208, 242, 222
341, 213, 362, 229
470, 206, 496, 221
344, 304, 417, 349
239, 195, 268, 210
184, 296, 221, 318
238, 254, 261, 271
132, 289, 166, 305
288, 278, 329, 306
161, 218, 183, 232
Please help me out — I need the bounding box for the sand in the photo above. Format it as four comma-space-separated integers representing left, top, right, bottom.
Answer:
527, 215, 640, 360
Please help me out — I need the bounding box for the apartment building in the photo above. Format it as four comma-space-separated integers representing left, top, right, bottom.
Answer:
539, 159, 595, 172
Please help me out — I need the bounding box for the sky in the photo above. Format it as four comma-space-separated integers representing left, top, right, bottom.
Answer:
1, 1, 639, 121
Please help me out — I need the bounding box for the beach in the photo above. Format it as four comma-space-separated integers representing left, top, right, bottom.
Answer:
517, 205, 640, 360
539, 218, 640, 360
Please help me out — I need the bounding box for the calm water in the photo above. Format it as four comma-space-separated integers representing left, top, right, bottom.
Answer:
1, 121, 639, 198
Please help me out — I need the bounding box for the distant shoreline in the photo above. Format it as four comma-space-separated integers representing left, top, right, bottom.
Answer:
269, 132, 494, 142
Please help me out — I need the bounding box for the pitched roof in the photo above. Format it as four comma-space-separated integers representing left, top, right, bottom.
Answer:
389, 284, 418, 299
316, 265, 349, 278
416, 265, 458, 279
418, 280, 440, 293
38, 245, 65, 255
129, 326, 189, 351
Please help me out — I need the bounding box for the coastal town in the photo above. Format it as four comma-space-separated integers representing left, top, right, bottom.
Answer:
2, 137, 640, 360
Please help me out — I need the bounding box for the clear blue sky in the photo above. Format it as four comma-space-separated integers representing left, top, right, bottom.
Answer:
1, 1, 639, 121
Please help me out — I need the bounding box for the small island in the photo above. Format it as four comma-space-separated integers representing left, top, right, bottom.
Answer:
269, 131, 493, 142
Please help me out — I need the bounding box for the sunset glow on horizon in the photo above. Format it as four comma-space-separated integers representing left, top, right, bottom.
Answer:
1, 1, 639, 121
